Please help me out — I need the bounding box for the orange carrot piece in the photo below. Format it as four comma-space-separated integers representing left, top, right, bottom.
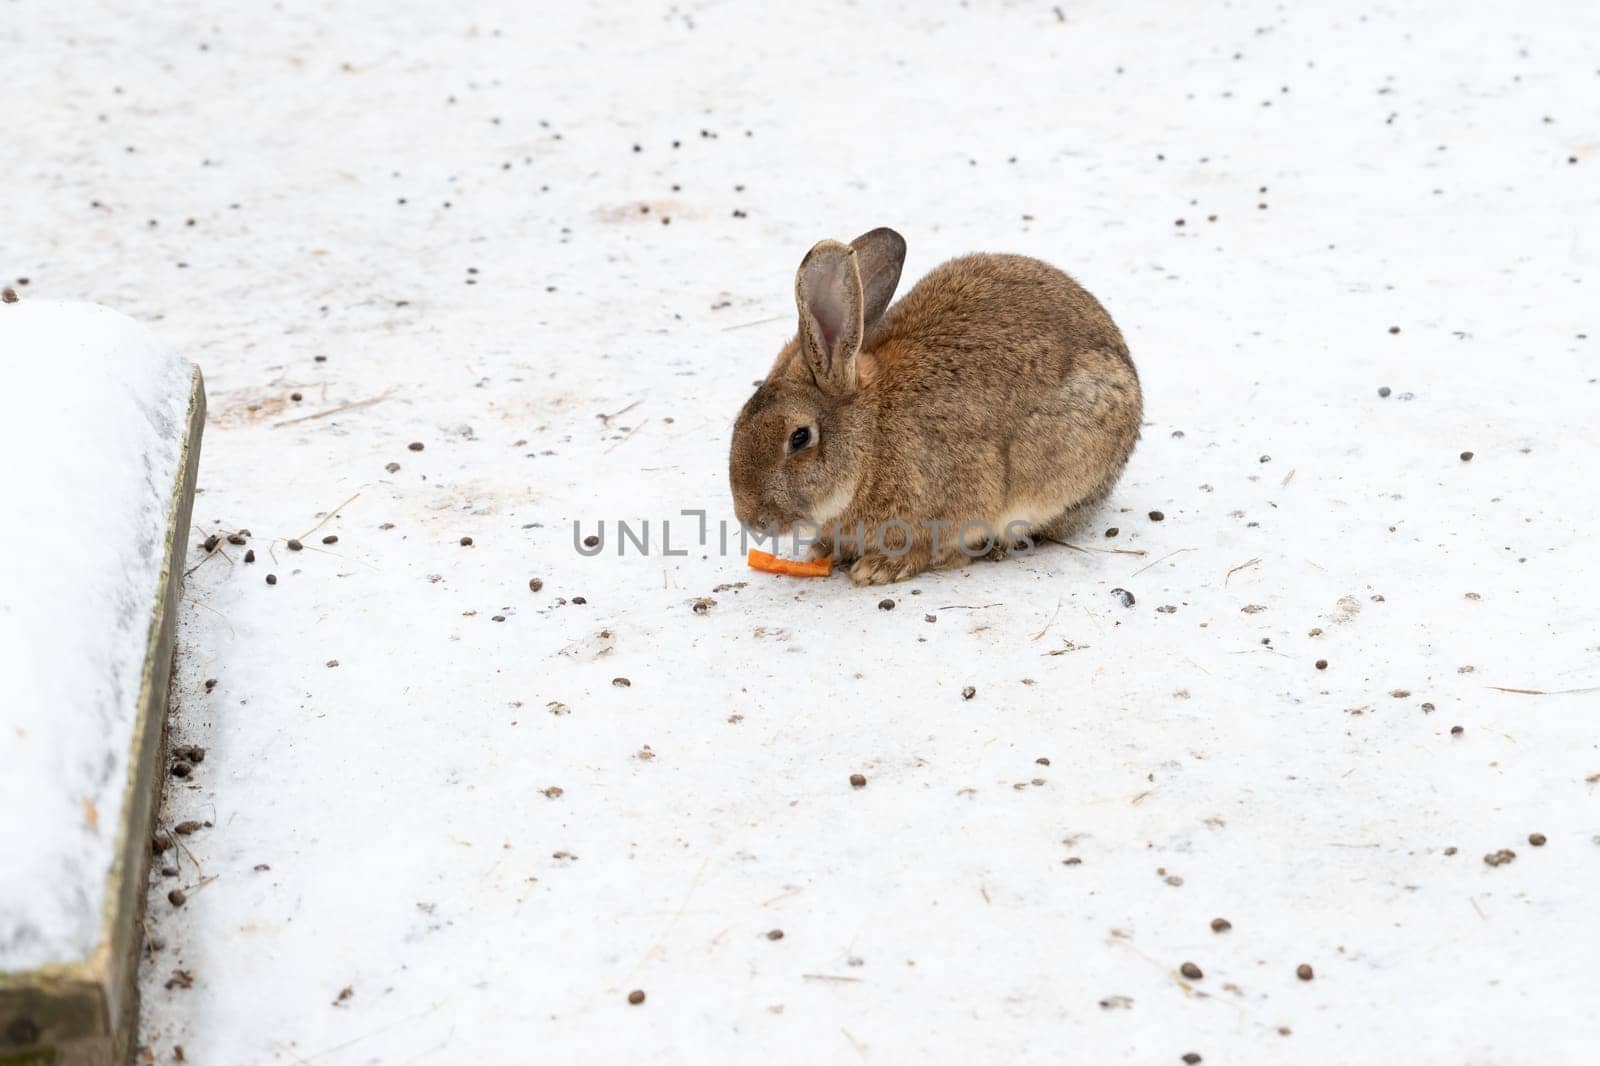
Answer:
747, 548, 832, 578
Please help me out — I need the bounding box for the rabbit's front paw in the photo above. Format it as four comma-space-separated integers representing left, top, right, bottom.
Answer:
849, 552, 926, 586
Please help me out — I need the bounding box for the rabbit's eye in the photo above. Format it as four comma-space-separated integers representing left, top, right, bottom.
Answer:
787, 426, 813, 454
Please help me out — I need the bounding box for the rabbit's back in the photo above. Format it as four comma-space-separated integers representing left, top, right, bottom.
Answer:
863, 253, 1132, 399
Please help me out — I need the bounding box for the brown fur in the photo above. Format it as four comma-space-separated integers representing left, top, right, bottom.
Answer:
729, 228, 1142, 586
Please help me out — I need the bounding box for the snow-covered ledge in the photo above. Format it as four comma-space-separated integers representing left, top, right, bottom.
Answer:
0, 301, 204, 1064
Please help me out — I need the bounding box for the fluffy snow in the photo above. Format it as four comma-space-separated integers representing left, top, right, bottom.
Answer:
0, 301, 193, 972
4, 0, 1599, 1062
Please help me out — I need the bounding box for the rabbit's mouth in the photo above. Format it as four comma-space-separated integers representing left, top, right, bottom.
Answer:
740, 475, 856, 535
736, 505, 801, 537
762, 514, 804, 536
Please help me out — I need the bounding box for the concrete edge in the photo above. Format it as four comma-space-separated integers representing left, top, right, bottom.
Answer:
0, 366, 205, 1066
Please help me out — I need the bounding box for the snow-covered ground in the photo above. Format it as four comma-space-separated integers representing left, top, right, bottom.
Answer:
0, 302, 193, 974
5, 0, 1599, 1062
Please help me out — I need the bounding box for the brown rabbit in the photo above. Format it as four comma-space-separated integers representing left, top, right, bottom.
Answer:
730, 227, 1142, 586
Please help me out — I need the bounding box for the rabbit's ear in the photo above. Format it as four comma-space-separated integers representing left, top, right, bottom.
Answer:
795, 239, 864, 394
850, 227, 905, 331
